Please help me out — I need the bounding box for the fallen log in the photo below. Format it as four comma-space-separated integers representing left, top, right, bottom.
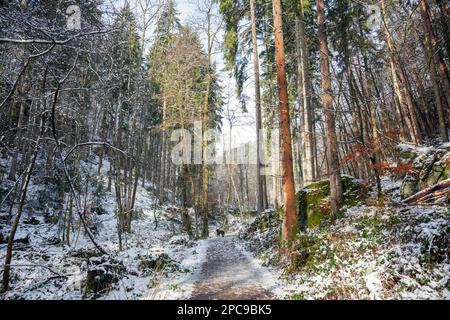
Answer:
419, 186, 450, 203
403, 178, 450, 204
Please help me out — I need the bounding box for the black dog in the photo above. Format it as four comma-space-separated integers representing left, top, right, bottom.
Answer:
216, 229, 225, 237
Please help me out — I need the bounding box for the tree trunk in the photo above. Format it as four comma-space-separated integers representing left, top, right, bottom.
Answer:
420, 0, 450, 107
421, 30, 449, 142
159, 95, 167, 202
66, 194, 73, 246
381, 0, 421, 144
201, 60, 212, 239
419, 0, 449, 142
404, 178, 450, 204
317, 0, 343, 217
295, 2, 315, 186
272, 0, 298, 244
250, 0, 265, 213
437, 0, 450, 61
8, 95, 26, 181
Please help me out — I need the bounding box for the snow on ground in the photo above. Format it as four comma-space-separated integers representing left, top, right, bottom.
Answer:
239, 200, 450, 300
143, 238, 209, 300
0, 158, 210, 300
1, 154, 449, 300
397, 143, 436, 156
0, 185, 208, 299
1, 156, 281, 301
379, 177, 402, 201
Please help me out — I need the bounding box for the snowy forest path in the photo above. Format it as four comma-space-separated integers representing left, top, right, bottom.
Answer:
189, 233, 276, 300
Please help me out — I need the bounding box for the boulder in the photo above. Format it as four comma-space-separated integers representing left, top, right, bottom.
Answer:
397, 144, 450, 198
169, 235, 195, 247
425, 152, 450, 187
296, 176, 368, 229
256, 209, 281, 231
400, 149, 450, 199
238, 209, 281, 264
91, 206, 108, 216
84, 255, 126, 297
400, 176, 420, 198
396, 144, 434, 162
69, 248, 102, 259
239, 210, 280, 237
397, 144, 419, 161
23, 217, 40, 225
137, 253, 179, 276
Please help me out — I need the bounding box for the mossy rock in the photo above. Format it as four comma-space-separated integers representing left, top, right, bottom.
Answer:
69, 248, 102, 259
84, 256, 125, 297
397, 144, 421, 161
426, 165, 445, 187
430, 152, 450, 186
257, 210, 281, 231
401, 176, 420, 198
137, 253, 179, 276
296, 176, 368, 229
419, 152, 450, 187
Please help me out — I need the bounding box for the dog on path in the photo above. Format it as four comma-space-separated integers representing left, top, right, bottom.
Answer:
216, 229, 225, 237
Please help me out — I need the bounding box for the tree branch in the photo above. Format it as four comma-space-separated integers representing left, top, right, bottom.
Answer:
0, 29, 116, 45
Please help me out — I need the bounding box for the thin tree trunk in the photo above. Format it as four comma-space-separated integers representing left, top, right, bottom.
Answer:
419, 0, 449, 142
295, 5, 315, 186
66, 194, 73, 246
317, 0, 343, 217
422, 32, 449, 142
250, 0, 265, 213
381, 0, 421, 144
201, 58, 212, 238
159, 95, 167, 202
420, 0, 450, 107
8, 92, 26, 181
437, 0, 450, 61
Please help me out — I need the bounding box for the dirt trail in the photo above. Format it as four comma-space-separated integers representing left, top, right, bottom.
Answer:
190, 234, 275, 300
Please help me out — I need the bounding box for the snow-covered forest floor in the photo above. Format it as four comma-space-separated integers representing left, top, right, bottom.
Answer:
0, 157, 207, 300
0, 172, 277, 300
240, 178, 450, 300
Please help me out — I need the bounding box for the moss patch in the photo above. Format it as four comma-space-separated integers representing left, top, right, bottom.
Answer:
297, 176, 368, 229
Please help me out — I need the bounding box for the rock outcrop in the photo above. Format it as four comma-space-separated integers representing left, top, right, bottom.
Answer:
296, 176, 368, 229
398, 143, 450, 199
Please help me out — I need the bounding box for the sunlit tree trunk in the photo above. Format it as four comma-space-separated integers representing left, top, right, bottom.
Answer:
272, 0, 298, 244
